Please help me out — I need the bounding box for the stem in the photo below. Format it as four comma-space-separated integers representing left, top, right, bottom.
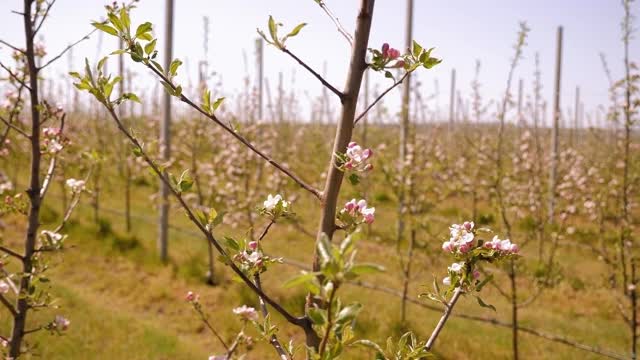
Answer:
9, 1, 40, 356
353, 72, 409, 126
425, 287, 463, 351
318, 286, 338, 357
282, 48, 344, 101
254, 274, 290, 360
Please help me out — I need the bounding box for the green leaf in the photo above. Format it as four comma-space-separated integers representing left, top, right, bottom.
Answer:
107, 12, 123, 31
268, 15, 278, 44
349, 263, 385, 275
144, 39, 157, 55
283, 272, 318, 288
347, 173, 360, 186
336, 303, 362, 324
169, 59, 182, 76
352, 340, 385, 357
224, 236, 240, 251
111, 49, 128, 55
68, 71, 81, 79
138, 33, 153, 41
178, 170, 193, 192
119, 7, 131, 32
476, 296, 496, 311
307, 307, 326, 325
135, 22, 153, 38
284, 22, 307, 41
151, 60, 164, 74
412, 40, 423, 57
212, 97, 225, 111
123, 93, 141, 103
317, 233, 333, 265
92, 22, 118, 36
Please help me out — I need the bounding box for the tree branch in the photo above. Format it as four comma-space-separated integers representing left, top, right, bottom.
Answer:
145, 64, 322, 200
0, 293, 17, 317
0, 39, 24, 54
315, 0, 353, 46
281, 48, 344, 101
38, 28, 96, 71
354, 71, 409, 126
102, 105, 318, 340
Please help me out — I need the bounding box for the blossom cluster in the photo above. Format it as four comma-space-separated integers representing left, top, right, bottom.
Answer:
41, 127, 68, 154
66, 178, 86, 193
337, 198, 375, 232
439, 221, 520, 293
369, 43, 406, 71
259, 193, 292, 220
441, 221, 476, 254
343, 141, 373, 173
232, 305, 258, 321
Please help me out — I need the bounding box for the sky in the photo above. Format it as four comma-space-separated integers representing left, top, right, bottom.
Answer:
0, 0, 638, 126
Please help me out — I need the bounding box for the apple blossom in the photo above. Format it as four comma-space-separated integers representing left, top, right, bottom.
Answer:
66, 178, 86, 193
338, 198, 375, 230
0, 280, 9, 294
185, 291, 199, 302
53, 315, 70, 331
343, 141, 373, 173
232, 305, 258, 321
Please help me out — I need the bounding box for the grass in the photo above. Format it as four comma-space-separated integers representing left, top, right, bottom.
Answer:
0, 123, 636, 359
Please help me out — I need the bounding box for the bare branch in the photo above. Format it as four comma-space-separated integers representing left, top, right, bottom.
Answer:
39, 28, 97, 71
0, 246, 24, 261
354, 72, 409, 126
314, 0, 353, 46
282, 48, 344, 101
0, 61, 31, 90
0, 294, 17, 317
0, 39, 24, 54
0, 115, 30, 139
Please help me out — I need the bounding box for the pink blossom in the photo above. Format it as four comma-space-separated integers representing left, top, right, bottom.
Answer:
248, 241, 258, 250
387, 48, 400, 59
0, 280, 9, 294
381, 43, 390, 56
54, 315, 70, 331
344, 199, 357, 214
185, 291, 199, 302
233, 305, 258, 321
442, 241, 454, 252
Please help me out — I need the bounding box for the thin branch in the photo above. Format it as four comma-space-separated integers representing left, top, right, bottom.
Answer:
315, 1, 353, 46
103, 105, 316, 336
0, 61, 31, 90
0, 246, 23, 261
425, 286, 463, 351
39, 28, 97, 71
0, 293, 17, 317
33, 0, 57, 36
145, 64, 322, 200
281, 48, 344, 100
354, 71, 410, 125
23, 326, 43, 335
0, 115, 30, 139
254, 274, 291, 360
0, 39, 24, 54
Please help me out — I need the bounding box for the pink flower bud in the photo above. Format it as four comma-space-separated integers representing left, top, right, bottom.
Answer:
388, 48, 400, 60
248, 241, 258, 250
185, 291, 198, 302
463, 221, 473, 231
392, 60, 405, 68
473, 270, 481, 279
362, 148, 372, 160
363, 163, 373, 171
348, 141, 357, 148
442, 241, 454, 252
459, 242, 471, 254
381, 43, 390, 55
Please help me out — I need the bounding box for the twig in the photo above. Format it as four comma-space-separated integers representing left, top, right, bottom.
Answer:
145, 64, 322, 200
282, 48, 344, 101
425, 286, 463, 350
254, 274, 291, 360
102, 106, 318, 339
0, 39, 24, 54
0, 61, 31, 90
0, 293, 17, 317
354, 72, 410, 125
315, 0, 353, 46
0, 115, 30, 138
39, 29, 96, 70
0, 246, 23, 261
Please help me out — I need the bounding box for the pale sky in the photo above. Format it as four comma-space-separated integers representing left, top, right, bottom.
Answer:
1, 0, 638, 126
